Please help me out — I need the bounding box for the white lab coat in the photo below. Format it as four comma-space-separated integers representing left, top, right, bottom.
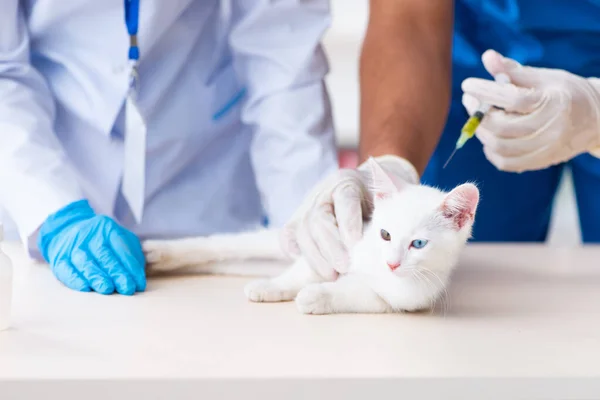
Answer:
0, 0, 338, 256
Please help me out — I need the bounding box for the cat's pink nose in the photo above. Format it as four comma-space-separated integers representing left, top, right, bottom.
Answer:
387, 262, 401, 271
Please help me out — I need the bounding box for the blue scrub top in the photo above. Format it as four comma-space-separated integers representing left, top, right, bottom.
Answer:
453, 0, 600, 97
422, 0, 600, 243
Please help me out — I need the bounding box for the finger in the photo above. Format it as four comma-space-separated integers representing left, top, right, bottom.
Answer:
296, 209, 339, 280
296, 224, 328, 278
463, 93, 526, 138
120, 229, 145, 263
51, 261, 91, 292
71, 249, 115, 294
331, 182, 364, 250
477, 94, 561, 143
482, 142, 554, 173
463, 93, 508, 118
92, 245, 137, 295
476, 126, 541, 158
477, 109, 537, 142
461, 78, 543, 114
481, 49, 547, 88
109, 230, 147, 292
462, 93, 480, 116
481, 49, 513, 76
463, 92, 556, 141
279, 180, 326, 259
478, 118, 553, 158
309, 202, 351, 274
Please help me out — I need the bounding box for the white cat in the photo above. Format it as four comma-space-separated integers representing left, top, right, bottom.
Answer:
143, 158, 479, 314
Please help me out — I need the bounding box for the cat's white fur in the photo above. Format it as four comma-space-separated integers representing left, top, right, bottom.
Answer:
143, 159, 479, 314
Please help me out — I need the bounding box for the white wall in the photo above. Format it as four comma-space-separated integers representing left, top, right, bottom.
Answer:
322, 0, 580, 245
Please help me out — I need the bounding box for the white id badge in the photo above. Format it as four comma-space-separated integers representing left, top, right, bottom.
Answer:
122, 74, 147, 223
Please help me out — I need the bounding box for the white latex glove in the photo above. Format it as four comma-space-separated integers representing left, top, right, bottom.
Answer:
281, 155, 419, 279
461, 49, 600, 172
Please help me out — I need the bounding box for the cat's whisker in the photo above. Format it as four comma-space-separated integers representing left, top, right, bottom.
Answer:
411, 270, 438, 315
397, 266, 418, 276
415, 270, 435, 315
427, 279, 448, 317
419, 268, 449, 317
412, 269, 442, 316
423, 270, 449, 316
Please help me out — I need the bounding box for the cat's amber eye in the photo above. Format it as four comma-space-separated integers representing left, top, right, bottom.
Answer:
380, 229, 391, 241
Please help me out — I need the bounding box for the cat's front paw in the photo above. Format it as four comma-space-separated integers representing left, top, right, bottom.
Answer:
244, 279, 297, 303
143, 240, 177, 272
296, 284, 333, 315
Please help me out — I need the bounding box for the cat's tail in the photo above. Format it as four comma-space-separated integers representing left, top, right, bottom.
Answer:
142, 229, 291, 276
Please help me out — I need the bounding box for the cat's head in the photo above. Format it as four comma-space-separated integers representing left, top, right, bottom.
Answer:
365, 158, 479, 279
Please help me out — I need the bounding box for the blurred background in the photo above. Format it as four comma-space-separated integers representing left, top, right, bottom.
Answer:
323, 0, 580, 246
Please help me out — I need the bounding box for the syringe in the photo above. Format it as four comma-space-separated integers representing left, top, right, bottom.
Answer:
443, 73, 511, 168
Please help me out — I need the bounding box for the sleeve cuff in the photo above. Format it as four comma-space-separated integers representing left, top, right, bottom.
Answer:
6, 188, 84, 259
22, 195, 84, 261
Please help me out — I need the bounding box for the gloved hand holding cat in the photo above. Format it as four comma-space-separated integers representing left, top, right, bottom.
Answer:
279, 155, 420, 281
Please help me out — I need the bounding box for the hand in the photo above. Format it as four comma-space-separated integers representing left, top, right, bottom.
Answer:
461, 49, 600, 172
37, 200, 146, 295
281, 155, 419, 279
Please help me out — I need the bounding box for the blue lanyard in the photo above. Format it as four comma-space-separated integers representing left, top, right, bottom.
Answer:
124, 0, 140, 61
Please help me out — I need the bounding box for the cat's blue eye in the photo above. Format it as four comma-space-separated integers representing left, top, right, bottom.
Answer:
410, 239, 428, 249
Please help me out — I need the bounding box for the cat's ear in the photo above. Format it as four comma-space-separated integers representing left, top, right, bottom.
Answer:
366, 157, 406, 200
440, 183, 479, 230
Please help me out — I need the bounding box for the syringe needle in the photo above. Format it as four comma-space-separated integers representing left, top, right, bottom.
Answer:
443, 147, 458, 169
441, 72, 510, 170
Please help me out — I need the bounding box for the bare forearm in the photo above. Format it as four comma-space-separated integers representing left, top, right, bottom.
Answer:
359, 0, 454, 174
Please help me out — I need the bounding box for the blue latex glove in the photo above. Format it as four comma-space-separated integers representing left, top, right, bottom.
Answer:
38, 200, 146, 295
